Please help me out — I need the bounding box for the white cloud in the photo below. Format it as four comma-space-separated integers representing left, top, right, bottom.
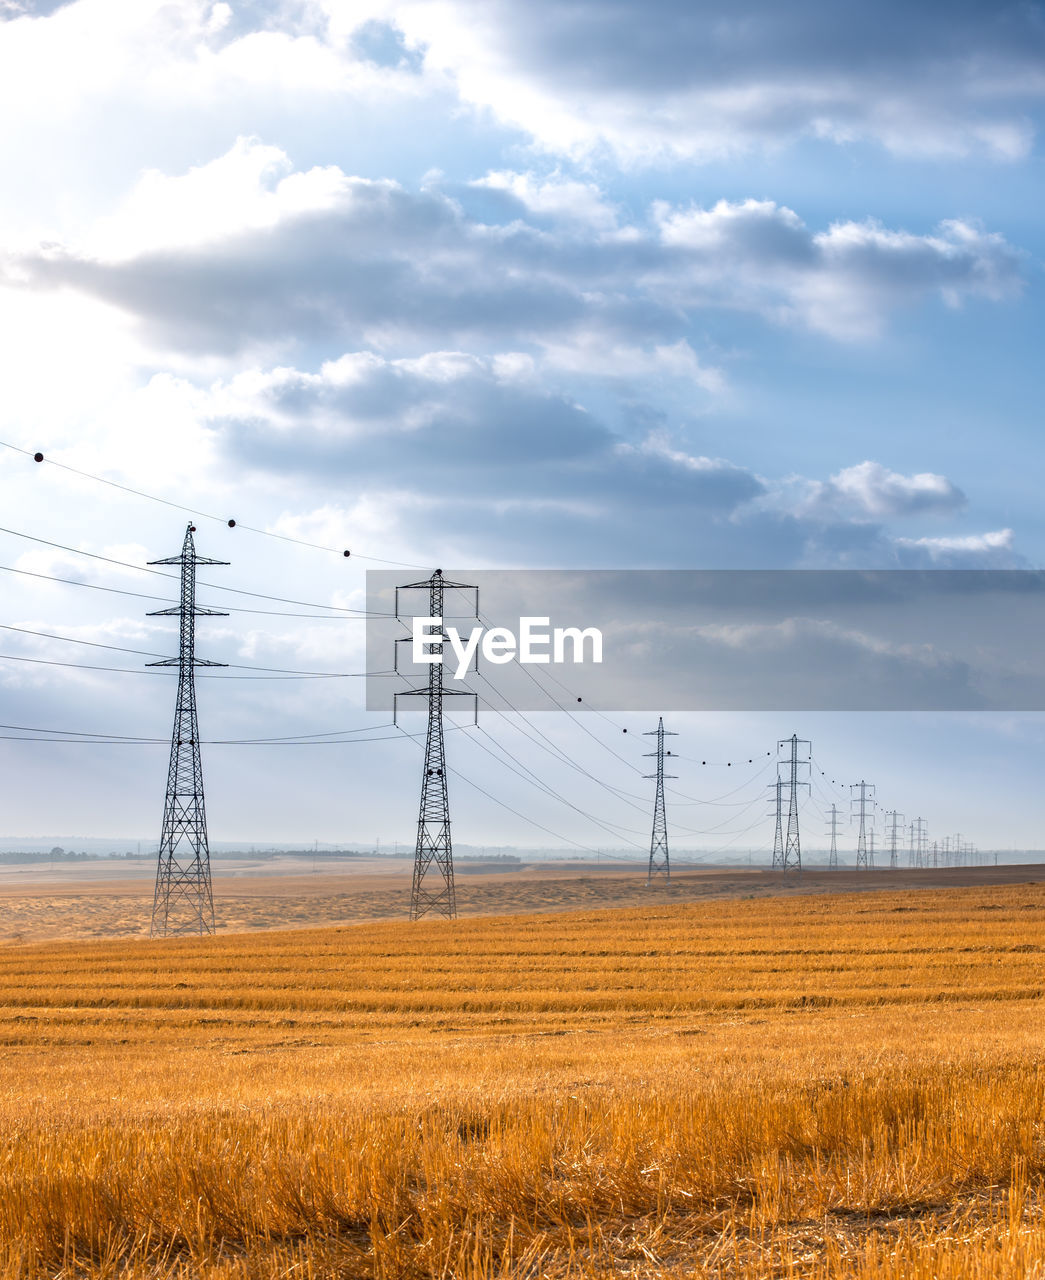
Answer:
9, 148, 1023, 355
537, 335, 725, 392
652, 201, 1022, 339
469, 170, 619, 229
800, 461, 967, 521
86, 138, 356, 257
893, 529, 1017, 567
380, 0, 1045, 163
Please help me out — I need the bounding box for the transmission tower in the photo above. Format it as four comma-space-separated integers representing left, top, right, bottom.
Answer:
912, 817, 928, 867
850, 781, 875, 870
394, 569, 478, 921
148, 524, 228, 937
644, 717, 677, 885
776, 734, 810, 875
826, 804, 841, 868
771, 777, 785, 869
868, 828, 875, 868
885, 810, 904, 870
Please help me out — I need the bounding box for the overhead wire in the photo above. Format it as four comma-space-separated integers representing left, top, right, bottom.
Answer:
393, 724, 608, 856
0, 563, 375, 619
0, 525, 393, 617
0, 622, 389, 679
463, 722, 649, 846
470, 675, 776, 836
0, 718, 460, 747
467, 608, 775, 809
0, 440, 432, 569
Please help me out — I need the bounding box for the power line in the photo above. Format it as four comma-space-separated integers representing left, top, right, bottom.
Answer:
1, 440, 431, 569
0, 622, 383, 677
394, 724, 608, 858
0, 525, 393, 616
0, 651, 388, 680
0, 719, 396, 743
469, 686, 768, 837
0, 563, 375, 619
464, 723, 649, 847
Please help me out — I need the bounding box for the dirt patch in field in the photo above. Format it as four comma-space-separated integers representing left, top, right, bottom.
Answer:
0, 860, 1039, 943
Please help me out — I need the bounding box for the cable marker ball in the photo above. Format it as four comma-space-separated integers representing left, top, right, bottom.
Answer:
343, 550, 351, 558
33, 452, 44, 462
227, 519, 236, 528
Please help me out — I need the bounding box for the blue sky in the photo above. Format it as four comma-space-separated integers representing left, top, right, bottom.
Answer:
0, 0, 1043, 855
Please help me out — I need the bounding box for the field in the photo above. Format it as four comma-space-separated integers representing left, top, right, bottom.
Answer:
0, 856, 1037, 943
0, 876, 1043, 1277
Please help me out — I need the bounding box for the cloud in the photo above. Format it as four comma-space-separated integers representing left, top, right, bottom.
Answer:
176, 346, 1020, 571
797, 461, 967, 520
384, 0, 1045, 162
202, 350, 763, 518
8, 146, 1024, 355
892, 529, 1018, 568
652, 201, 1022, 339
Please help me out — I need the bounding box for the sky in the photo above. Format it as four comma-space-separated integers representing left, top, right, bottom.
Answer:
1, 0, 1044, 857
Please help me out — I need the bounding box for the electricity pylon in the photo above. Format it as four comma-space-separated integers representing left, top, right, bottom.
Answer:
826, 803, 841, 868
771, 777, 785, 869
777, 734, 810, 875
912, 817, 928, 867
394, 569, 478, 920
644, 717, 677, 884
885, 810, 904, 870
850, 780, 875, 870
148, 524, 228, 937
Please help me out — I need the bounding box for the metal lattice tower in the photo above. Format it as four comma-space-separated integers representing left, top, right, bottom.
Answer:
148, 524, 228, 937
885, 810, 904, 870
644, 717, 677, 885
771, 777, 785, 869
395, 569, 478, 921
826, 803, 841, 868
850, 780, 875, 870
777, 734, 810, 875
912, 817, 928, 867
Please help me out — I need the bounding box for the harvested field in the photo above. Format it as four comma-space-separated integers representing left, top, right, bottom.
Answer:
0, 880, 1043, 1276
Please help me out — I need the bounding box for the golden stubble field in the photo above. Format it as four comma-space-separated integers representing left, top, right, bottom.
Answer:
0, 880, 1044, 1278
